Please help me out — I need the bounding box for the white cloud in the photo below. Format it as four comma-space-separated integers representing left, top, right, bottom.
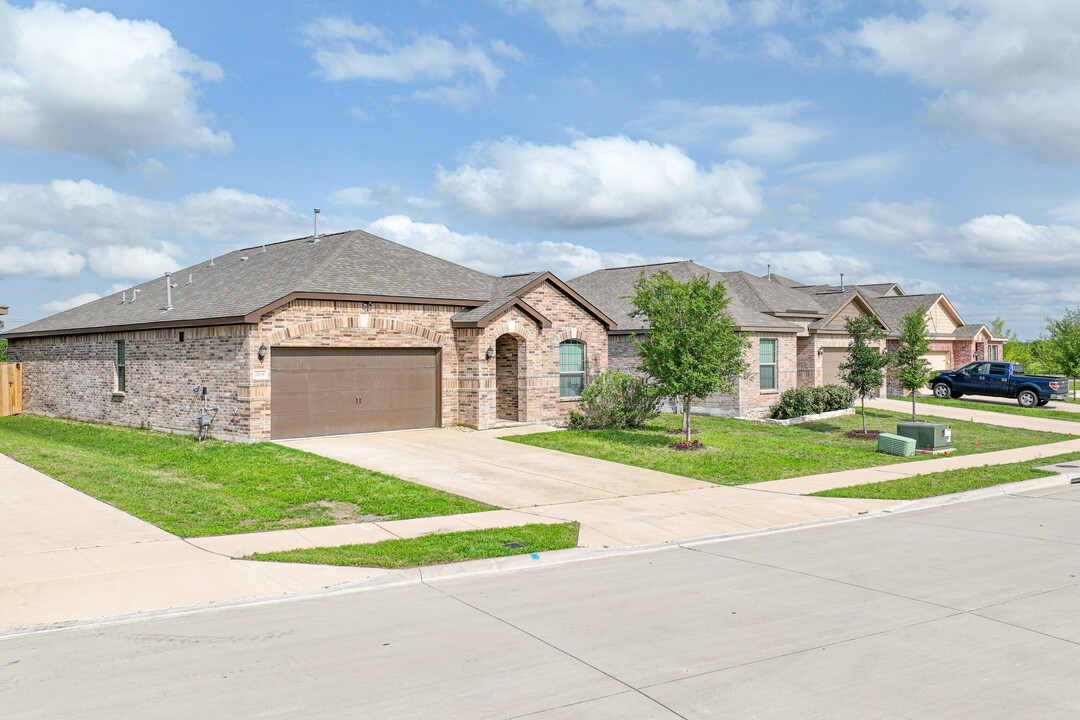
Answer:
788, 152, 903, 182
945, 214, 1080, 270
0, 246, 85, 277
367, 214, 652, 278
0, 0, 231, 160
410, 85, 482, 111
87, 245, 180, 279
836, 200, 939, 244
305, 18, 510, 95
435, 134, 766, 237
330, 182, 437, 213
0, 179, 312, 284
846, 0, 1080, 160
750, 249, 871, 284
635, 100, 828, 162
497, 0, 733, 39
41, 292, 103, 312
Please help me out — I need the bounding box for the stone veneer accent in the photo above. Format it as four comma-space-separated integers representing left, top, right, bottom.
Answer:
10, 280, 609, 441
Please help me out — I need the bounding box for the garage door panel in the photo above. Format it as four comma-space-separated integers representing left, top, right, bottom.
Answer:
271, 347, 439, 439
821, 348, 846, 386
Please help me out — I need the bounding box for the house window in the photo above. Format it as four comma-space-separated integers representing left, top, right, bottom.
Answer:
759, 339, 777, 390
559, 340, 585, 398
991, 345, 998, 361
116, 340, 126, 393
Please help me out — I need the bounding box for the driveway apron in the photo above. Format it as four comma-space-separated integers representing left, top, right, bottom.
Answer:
280, 426, 896, 548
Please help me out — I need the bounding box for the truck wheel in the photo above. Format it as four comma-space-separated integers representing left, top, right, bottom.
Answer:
932, 383, 952, 399
1017, 390, 1038, 408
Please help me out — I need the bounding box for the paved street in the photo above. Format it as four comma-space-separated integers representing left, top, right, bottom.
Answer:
5, 483, 1080, 719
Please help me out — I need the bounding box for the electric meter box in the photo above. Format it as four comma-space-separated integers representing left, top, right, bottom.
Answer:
896, 422, 952, 451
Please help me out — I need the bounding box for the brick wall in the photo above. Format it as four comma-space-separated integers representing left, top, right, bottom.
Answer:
11, 282, 610, 439
9, 325, 254, 441
495, 333, 522, 421
602, 329, 799, 418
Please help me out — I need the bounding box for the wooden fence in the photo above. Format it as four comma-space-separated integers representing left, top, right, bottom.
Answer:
0, 362, 22, 416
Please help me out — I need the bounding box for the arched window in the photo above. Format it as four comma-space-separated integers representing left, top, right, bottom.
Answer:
559, 339, 585, 398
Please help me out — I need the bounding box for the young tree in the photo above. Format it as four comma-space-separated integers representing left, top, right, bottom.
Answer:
890, 307, 932, 420
838, 315, 889, 433
629, 270, 749, 442
1043, 308, 1080, 400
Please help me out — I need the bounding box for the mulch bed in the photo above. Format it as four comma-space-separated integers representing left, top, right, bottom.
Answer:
667, 439, 708, 451
665, 428, 702, 435
844, 430, 882, 440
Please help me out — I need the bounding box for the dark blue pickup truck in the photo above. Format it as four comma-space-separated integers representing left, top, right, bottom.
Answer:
930, 361, 1068, 408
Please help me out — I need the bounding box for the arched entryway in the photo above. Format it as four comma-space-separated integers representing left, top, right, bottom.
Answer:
495, 333, 524, 421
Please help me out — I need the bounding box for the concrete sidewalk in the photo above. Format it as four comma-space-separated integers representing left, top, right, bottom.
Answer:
872, 396, 1080, 433
0, 453, 389, 630
5, 396, 1075, 632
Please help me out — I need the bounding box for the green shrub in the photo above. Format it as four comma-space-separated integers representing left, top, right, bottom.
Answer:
770, 384, 856, 420
569, 371, 662, 430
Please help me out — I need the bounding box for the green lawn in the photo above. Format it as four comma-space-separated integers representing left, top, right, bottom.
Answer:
916, 396, 1080, 422
249, 522, 580, 568
0, 415, 490, 537
813, 451, 1080, 500
504, 410, 1069, 485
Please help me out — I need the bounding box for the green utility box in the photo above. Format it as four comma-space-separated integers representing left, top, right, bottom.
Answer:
896, 422, 952, 452
877, 432, 916, 458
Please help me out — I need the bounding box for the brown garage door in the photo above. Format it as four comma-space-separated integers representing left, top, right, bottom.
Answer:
271, 347, 439, 439
821, 348, 847, 385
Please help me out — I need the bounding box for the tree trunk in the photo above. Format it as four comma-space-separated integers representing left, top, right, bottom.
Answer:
911, 391, 917, 421
683, 396, 692, 443
861, 396, 867, 433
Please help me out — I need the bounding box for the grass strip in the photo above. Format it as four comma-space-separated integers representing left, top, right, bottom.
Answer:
0, 415, 490, 537
916, 396, 1080, 423
248, 522, 580, 568
505, 409, 1068, 485
812, 451, 1080, 500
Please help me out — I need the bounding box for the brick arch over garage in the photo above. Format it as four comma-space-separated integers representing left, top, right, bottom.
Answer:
267, 316, 451, 350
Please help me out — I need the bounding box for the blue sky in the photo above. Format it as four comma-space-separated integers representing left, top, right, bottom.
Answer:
2, 0, 1079, 338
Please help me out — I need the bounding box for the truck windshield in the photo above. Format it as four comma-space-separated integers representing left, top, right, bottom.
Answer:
1015, 364, 1025, 374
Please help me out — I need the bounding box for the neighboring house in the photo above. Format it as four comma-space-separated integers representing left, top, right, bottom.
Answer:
3, 230, 614, 441
568, 261, 890, 417
781, 279, 1006, 396
570, 262, 1001, 417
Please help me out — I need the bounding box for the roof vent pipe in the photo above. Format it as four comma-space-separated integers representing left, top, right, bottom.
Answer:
312, 208, 320, 242
209, 255, 215, 267
132, 289, 141, 302
165, 272, 175, 311
186, 273, 193, 285
767, 264, 772, 281
840, 273, 845, 291
121, 290, 127, 304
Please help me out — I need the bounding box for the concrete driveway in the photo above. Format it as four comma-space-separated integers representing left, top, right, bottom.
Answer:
281, 426, 896, 548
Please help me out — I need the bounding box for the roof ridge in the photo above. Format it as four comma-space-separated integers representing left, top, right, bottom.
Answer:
296, 232, 352, 290
725, 270, 770, 311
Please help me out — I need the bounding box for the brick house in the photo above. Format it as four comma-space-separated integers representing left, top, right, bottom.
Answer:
783, 280, 1006, 396
4, 230, 613, 441
569, 262, 1001, 416
569, 262, 892, 417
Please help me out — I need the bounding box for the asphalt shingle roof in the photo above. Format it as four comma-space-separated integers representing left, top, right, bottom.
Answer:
6, 231, 579, 338
568, 261, 801, 332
